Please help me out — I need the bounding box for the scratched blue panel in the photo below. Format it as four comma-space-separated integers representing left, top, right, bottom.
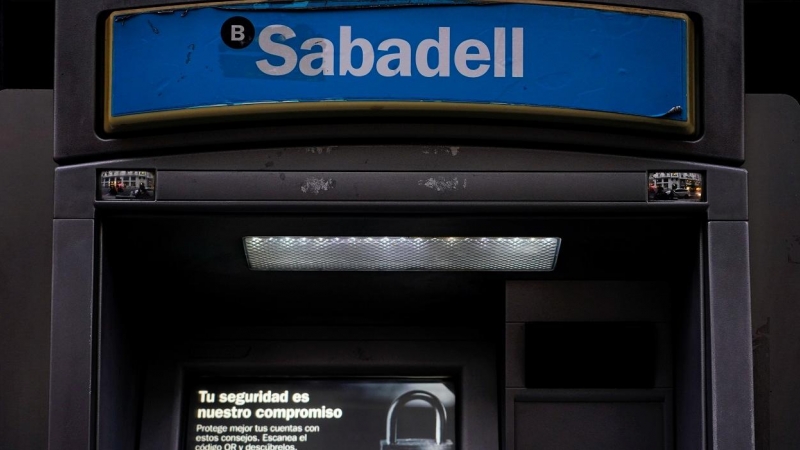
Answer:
110, 2, 688, 121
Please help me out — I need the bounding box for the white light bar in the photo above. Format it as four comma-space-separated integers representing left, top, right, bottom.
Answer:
243, 237, 561, 271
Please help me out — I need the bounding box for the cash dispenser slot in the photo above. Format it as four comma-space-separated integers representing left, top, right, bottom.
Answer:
514, 321, 671, 448
523, 322, 659, 389
505, 276, 703, 450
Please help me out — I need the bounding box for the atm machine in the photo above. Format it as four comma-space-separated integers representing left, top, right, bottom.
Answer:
50, 1, 753, 449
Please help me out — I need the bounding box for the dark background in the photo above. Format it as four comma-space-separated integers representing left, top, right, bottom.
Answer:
0, 1, 798, 449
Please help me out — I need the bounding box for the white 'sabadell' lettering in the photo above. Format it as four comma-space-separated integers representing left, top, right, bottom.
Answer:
256, 25, 524, 78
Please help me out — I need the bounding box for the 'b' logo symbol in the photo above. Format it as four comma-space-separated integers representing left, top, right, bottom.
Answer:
221, 16, 255, 49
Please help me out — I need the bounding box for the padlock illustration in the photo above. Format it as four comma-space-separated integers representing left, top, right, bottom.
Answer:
380, 390, 455, 450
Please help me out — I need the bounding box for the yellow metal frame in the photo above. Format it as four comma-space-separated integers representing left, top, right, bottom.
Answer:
104, 0, 696, 135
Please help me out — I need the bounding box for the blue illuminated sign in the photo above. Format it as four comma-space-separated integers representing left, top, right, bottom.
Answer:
105, 1, 694, 133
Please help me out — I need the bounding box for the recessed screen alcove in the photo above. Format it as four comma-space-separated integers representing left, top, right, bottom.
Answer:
95, 213, 703, 450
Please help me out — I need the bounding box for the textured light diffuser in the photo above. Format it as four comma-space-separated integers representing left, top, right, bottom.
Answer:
243, 237, 561, 271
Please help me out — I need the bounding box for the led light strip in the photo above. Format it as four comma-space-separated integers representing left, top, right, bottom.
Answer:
243, 236, 561, 271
